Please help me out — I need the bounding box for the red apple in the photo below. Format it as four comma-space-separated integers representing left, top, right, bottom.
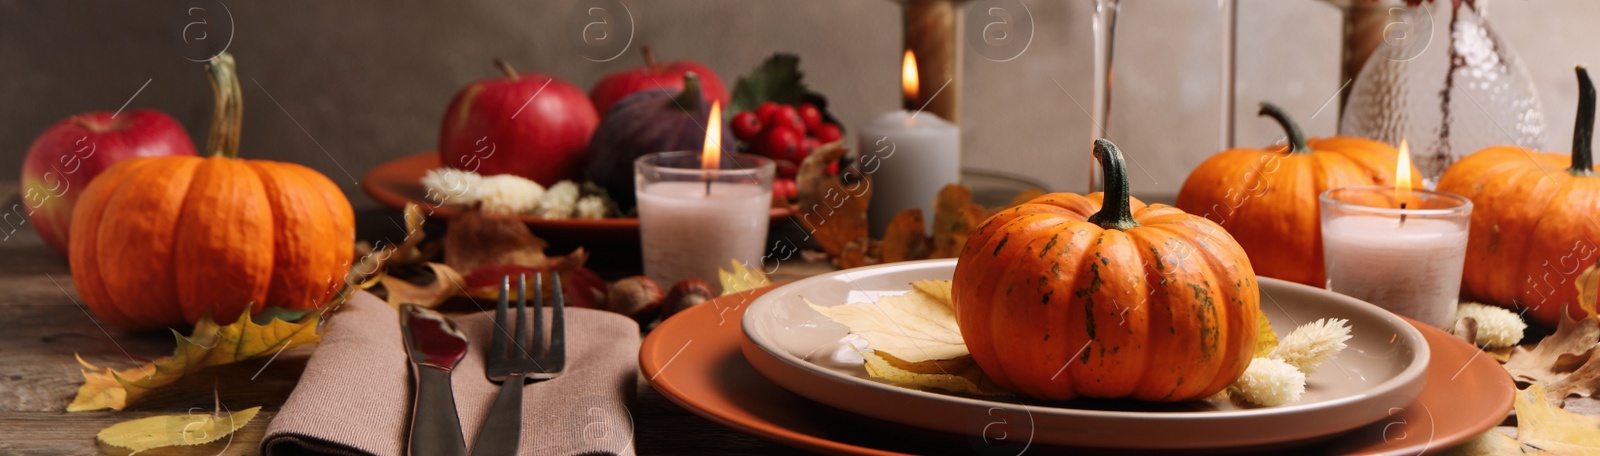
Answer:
18, 110, 196, 255
589, 46, 730, 116
440, 60, 598, 187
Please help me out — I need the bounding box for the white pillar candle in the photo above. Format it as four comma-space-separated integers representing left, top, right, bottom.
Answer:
637, 180, 770, 288
860, 110, 960, 236
1321, 186, 1472, 328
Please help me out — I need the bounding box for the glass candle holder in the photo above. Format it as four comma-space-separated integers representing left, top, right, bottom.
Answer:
1321, 186, 1472, 328
635, 151, 774, 290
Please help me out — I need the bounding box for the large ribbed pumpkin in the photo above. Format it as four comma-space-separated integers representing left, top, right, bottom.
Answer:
68, 53, 354, 330
1176, 103, 1419, 287
1437, 67, 1600, 328
953, 139, 1259, 402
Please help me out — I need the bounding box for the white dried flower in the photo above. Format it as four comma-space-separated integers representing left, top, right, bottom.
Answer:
536, 180, 580, 219
575, 195, 609, 219
1269, 318, 1351, 374
1230, 357, 1305, 407
421, 168, 482, 206
1455, 302, 1526, 349
477, 174, 544, 215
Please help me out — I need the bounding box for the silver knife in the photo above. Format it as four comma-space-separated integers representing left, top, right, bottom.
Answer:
400, 304, 469, 456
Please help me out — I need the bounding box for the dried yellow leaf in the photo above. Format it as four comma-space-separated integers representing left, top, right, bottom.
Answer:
862, 351, 1007, 396
1509, 384, 1600, 453
910, 280, 953, 309
718, 259, 772, 296
97, 406, 260, 454
380, 262, 467, 309
1254, 306, 1278, 358
806, 283, 965, 363
68, 311, 321, 412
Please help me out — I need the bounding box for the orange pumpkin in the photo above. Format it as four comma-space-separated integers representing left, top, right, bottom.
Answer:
953, 139, 1259, 402
1437, 66, 1600, 328
68, 53, 354, 330
1176, 103, 1419, 287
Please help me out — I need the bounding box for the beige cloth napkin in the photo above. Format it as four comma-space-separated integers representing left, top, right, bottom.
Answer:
262, 291, 639, 456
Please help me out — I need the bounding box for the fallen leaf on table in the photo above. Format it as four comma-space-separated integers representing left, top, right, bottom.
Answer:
806, 281, 965, 363
718, 259, 772, 296
879, 209, 930, 263
68, 311, 321, 412
863, 351, 1006, 396
97, 406, 261, 455
380, 262, 467, 309
1487, 384, 1600, 454
1580, 262, 1599, 320
929, 184, 986, 258
795, 141, 869, 260
1545, 347, 1600, 406
1502, 309, 1599, 384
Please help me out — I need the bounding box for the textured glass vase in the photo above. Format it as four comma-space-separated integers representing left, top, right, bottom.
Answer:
1339, 0, 1544, 184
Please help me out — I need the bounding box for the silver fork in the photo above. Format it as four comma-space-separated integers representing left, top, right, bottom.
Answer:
470, 273, 566, 456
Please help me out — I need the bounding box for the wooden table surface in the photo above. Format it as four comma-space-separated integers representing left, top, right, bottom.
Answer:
1, 186, 1591, 455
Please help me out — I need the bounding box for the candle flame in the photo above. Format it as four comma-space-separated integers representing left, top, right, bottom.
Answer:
702, 101, 722, 171
1395, 139, 1413, 205
902, 50, 919, 104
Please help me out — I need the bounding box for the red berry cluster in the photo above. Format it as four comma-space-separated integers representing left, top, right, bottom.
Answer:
732, 101, 842, 202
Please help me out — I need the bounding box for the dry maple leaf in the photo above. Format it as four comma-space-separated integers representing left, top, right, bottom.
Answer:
1545, 346, 1600, 406
443, 206, 549, 276
68, 311, 321, 412
795, 141, 869, 258
806, 280, 966, 363
718, 259, 773, 296
1451, 384, 1600, 455
1503, 309, 1600, 385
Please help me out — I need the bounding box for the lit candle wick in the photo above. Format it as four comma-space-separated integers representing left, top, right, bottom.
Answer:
1399, 202, 1408, 226
702, 101, 723, 197
902, 50, 919, 111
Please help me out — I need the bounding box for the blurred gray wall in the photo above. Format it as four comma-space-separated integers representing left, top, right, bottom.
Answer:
3, 0, 1597, 208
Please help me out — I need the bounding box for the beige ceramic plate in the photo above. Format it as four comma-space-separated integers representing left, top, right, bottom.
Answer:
740, 259, 1434, 451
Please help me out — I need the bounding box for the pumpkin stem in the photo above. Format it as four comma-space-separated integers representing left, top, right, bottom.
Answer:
494, 59, 520, 81
1572, 66, 1595, 176
1087, 138, 1140, 231
673, 72, 703, 111
204, 52, 243, 159
1258, 102, 1310, 154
